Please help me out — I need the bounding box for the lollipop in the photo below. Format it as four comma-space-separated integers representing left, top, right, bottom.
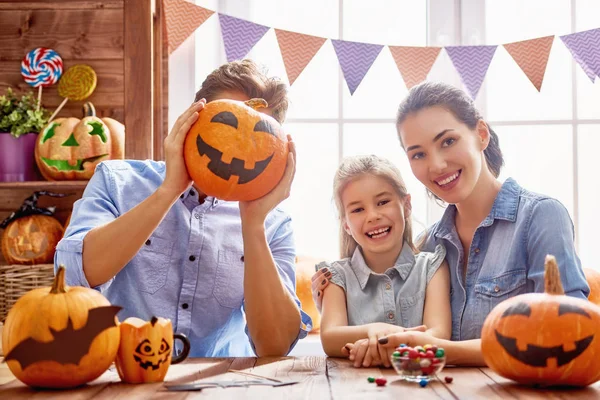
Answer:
21, 47, 63, 110
48, 64, 97, 122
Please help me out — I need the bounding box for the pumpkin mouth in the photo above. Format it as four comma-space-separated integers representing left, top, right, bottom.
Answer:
495, 330, 593, 367
196, 135, 273, 184
41, 154, 109, 171
133, 353, 171, 371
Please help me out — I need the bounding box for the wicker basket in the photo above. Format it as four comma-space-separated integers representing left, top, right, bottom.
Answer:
0, 264, 55, 322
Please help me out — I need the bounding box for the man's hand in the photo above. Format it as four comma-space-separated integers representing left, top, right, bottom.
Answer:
311, 268, 330, 312
160, 99, 206, 198
239, 135, 296, 226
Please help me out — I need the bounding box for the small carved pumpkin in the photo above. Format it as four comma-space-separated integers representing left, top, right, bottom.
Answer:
183, 98, 288, 201
1, 214, 63, 265
35, 102, 125, 180
481, 255, 600, 387
115, 316, 190, 383
2, 266, 121, 388
583, 268, 600, 306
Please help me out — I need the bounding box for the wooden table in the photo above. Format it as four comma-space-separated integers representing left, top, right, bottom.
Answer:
2, 356, 600, 399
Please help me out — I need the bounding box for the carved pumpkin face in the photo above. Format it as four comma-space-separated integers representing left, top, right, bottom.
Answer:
115, 316, 190, 384
0, 215, 64, 264
183, 99, 288, 201
35, 103, 125, 180
481, 257, 600, 387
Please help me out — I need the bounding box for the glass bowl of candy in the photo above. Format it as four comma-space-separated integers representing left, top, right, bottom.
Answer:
390, 344, 446, 382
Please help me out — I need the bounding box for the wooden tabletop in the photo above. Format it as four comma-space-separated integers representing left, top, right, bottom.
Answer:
2, 356, 600, 399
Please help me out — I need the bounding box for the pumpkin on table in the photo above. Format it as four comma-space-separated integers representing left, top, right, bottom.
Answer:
583, 268, 600, 306
184, 98, 288, 201
35, 102, 125, 180
295, 256, 324, 332
481, 255, 600, 387
2, 266, 121, 388
115, 316, 190, 384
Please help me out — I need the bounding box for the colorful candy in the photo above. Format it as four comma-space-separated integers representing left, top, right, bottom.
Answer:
445, 376, 454, 383
49, 64, 97, 122
375, 378, 387, 387
391, 343, 446, 383
367, 377, 375, 383
419, 379, 428, 387
21, 48, 63, 88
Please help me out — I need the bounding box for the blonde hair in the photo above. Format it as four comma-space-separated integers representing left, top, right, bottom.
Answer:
333, 155, 417, 259
194, 59, 289, 124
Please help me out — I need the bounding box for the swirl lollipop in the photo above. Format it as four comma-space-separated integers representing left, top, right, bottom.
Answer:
48, 64, 97, 122
21, 48, 63, 110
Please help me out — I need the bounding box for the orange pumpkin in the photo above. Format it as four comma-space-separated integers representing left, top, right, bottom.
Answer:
115, 316, 190, 383
35, 102, 125, 180
583, 268, 600, 306
2, 266, 121, 388
1, 214, 64, 265
183, 98, 288, 201
481, 255, 600, 387
295, 256, 323, 332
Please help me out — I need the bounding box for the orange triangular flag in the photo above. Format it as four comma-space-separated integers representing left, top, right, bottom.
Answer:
503, 35, 554, 91
389, 46, 442, 89
275, 29, 327, 85
163, 0, 214, 55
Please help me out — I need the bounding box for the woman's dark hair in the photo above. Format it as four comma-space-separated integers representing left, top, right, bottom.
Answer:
396, 81, 504, 178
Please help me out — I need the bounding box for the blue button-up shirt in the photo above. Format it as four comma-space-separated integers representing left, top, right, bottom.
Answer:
55, 160, 311, 357
420, 178, 589, 341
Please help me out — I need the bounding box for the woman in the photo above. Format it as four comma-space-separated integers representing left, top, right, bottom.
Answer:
311, 81, 589, 366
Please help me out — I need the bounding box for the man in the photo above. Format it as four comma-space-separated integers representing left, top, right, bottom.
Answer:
55, 60, 311, 357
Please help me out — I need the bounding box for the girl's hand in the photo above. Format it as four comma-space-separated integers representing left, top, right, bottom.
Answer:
311, 268, 331, 312
342, 338, 383, 368
366, 323, 427, 367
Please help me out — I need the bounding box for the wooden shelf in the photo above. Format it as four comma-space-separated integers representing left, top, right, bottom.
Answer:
0, 181, 88, 190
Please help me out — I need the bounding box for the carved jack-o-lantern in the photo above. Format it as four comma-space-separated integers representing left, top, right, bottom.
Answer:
1, 215, 63, 265
115, 316, 190, 384
35, 103, 125, 180
183, 99, 288, 201
481, 255, 600, 387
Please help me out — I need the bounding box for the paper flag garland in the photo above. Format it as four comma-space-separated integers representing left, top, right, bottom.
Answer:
275, 29, 327, 86
389, 46, 441, 89
560, 28, 600, 82
445, 45, 498, 99
163, 0, 214, 55
503, 36, 554, 91
219, 14, 270, 62
331, 39, 384, 95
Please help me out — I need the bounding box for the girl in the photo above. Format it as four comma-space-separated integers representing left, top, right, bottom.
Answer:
319, 155, 451, 368
314, 82, 589, 366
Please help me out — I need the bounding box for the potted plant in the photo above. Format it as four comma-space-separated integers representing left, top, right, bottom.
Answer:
0, 88, 50, 182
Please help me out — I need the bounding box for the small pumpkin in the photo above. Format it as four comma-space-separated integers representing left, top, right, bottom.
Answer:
295, 256, 323, 332
183, 98, 288, 201
583, 268, 600, 306
481, 255, 600, 387
35, 102, 125, 180
2, 266, 121, 388
1, 215, 63, 265
115, 316, 190, 383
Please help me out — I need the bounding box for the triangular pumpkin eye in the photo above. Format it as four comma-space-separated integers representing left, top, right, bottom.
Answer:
254, 119, 275, 136
211, 111, 238, 128
62, 133, 79, 147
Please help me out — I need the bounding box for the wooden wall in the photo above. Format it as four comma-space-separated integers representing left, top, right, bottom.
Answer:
0, 0, 169, 265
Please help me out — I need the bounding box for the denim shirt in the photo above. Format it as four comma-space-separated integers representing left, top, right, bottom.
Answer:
420, 178, 589, 341
54, 160, 311, 357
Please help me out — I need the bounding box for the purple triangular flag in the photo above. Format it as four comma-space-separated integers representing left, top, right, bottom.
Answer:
331, 39, 384, 95
560, 28, 600, 82
219, 14, 270, 62
445, 45, 498, 99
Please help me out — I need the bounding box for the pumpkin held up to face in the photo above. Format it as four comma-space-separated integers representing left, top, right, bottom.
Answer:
481, 255, 600, 387
2, 266, 121, 388
183, 99, 288, 201
35, 102, 124, 180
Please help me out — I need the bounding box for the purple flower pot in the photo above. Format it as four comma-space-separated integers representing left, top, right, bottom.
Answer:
0, 132, 39, 182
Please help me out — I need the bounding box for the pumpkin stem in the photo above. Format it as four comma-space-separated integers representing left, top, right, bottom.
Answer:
83, 102, 96, 117
50, 265, 67, 294
150, 316, 158, 326
544, 255, 565, 295
244, 98, 268, 110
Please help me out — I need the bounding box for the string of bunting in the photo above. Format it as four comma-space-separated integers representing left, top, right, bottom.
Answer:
163, 0, 600, 99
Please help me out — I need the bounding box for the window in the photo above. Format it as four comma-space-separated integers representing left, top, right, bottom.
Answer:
173, 0, 598, 271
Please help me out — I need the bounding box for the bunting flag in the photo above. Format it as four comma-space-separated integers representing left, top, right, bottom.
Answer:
445, 45, 498, 99
219, 14, 270, 62
389, 46, 441, 89
560, 28, 600, 82
503, 36, 554, 91
275, 29, 327, 86
163, 0, 214, 55
331, 40, 384, 95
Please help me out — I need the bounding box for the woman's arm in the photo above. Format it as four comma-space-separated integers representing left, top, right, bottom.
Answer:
423, 261, 452, 339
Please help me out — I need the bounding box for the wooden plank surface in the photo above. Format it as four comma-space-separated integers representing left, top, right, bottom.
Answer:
0, 1, 123, 10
